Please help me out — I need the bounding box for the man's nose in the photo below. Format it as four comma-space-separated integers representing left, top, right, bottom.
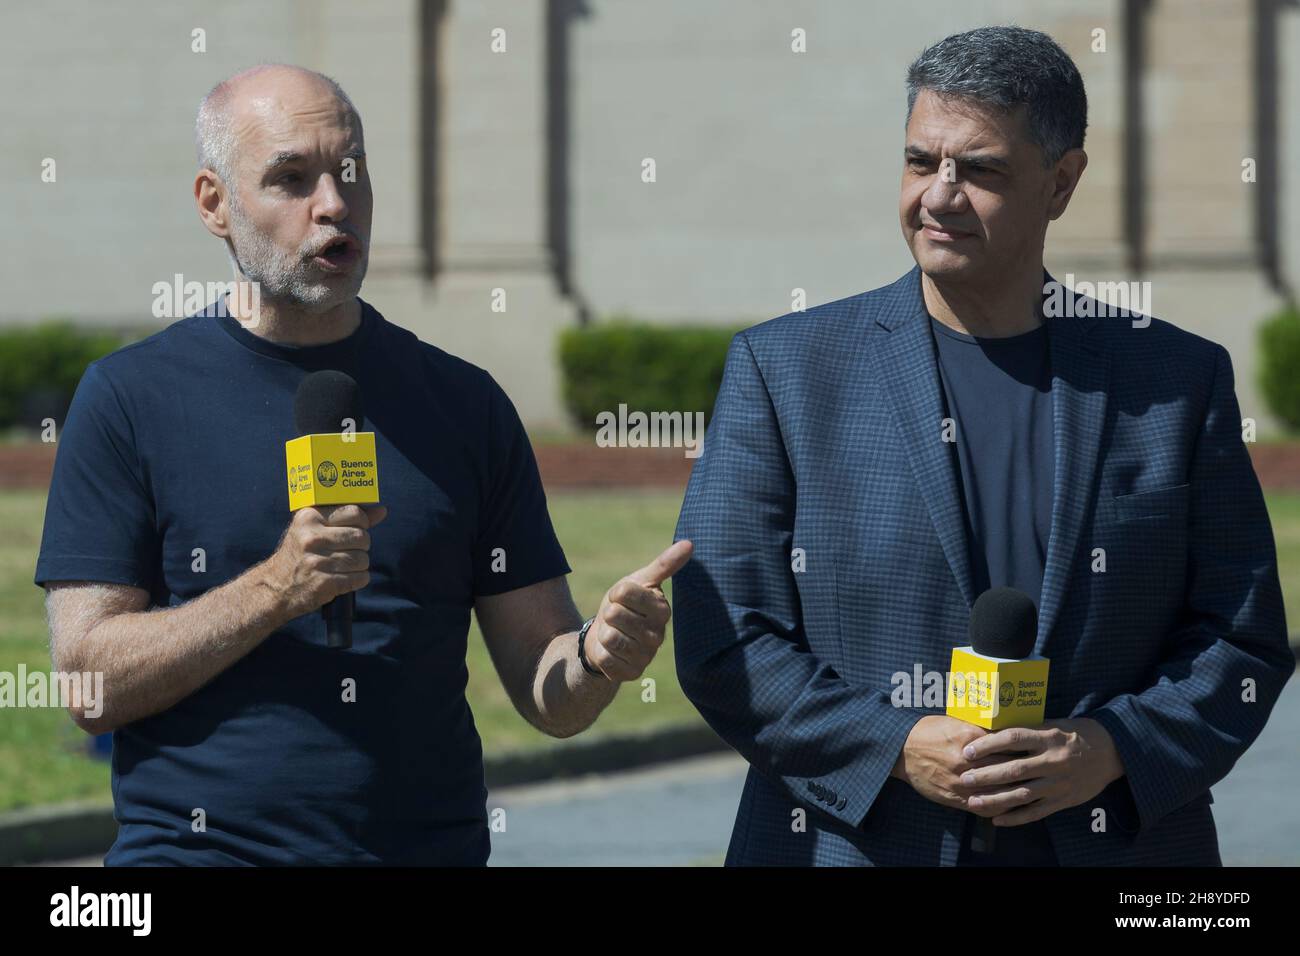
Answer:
921, 168, 969, 214
312, 173, 350, 223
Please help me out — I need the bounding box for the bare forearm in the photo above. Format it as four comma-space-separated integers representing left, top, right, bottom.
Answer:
478, 552, 688, 739
530, 630, 619, 738
62, 563, 288, 734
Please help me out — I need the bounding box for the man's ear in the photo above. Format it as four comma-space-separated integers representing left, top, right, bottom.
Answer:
1047, 148, 1088, 221
195, 170, 231, 239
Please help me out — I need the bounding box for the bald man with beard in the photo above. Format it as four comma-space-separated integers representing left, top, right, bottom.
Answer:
35, 64, 691, 866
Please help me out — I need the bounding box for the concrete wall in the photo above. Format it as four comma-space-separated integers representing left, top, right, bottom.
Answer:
1, 0, 1293, 428
0, 1, 421, 323
569, 0, 1126, 322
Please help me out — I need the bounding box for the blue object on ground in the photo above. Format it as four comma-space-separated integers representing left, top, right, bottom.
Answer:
87, 732, 112, 761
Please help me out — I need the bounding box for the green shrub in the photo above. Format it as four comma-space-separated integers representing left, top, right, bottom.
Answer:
0, 321, 127, 429
558, 320, 743, 432
1258, 305, 1300, 433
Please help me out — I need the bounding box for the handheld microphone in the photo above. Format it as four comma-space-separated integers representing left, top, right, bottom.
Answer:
287, 370, 379, 650
948, 587, 1049, 855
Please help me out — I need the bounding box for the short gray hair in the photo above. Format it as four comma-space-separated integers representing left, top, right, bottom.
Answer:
905, 26, 1087, 166
195, 64, 359, 199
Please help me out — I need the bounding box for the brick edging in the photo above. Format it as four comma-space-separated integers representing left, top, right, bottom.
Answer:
8, 441, 1300, 491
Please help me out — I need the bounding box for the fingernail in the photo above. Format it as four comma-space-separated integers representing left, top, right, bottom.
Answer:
961, 773, 974, 785
964, 745, 976, 759
968, 797, 982, 808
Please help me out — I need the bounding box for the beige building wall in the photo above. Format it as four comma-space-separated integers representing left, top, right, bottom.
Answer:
0, 0, 1293, 429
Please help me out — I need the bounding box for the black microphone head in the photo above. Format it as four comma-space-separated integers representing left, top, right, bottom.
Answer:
294, 370, 364, 436
969, 587, 1038, 659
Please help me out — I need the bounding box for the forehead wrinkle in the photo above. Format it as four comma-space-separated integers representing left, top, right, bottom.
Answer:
263, 144, 366, 173
911, 92, 1020, 142
230, 98, 362, 173
908, 126, 1011, 167
908, 145, 1011, 167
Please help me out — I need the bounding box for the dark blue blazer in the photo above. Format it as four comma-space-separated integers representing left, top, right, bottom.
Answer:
672, 265, 1293, 866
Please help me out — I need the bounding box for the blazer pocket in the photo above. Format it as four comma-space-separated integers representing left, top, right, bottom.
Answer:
1110, 483, 1191, 523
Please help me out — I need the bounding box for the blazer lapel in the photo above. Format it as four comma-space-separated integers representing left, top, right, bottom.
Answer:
1036, 279, 1110, 652
863, 267, 1111, 648
866, 266, 977, 610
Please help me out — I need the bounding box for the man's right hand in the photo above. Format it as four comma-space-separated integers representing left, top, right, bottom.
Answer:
260, 503, 388, 621
890, 714, 1009, 812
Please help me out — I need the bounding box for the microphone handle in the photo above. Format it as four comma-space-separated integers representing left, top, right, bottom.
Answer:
322, 591, 354, 649
969, 747, 1036, 854
971, 815, 997, 854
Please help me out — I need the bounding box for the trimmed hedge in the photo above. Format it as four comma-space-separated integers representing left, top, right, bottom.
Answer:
0, 321, 128, 430
558, 321, 743, 432
1258, 306, 1300, 433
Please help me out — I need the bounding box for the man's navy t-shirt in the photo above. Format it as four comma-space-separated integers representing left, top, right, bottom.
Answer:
34, 298, 570, 865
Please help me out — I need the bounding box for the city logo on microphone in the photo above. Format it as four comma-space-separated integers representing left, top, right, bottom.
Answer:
1000, 681, 1016, 708
286, 434, 379, 510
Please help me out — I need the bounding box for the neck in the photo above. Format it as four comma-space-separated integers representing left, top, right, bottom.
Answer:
223, 282, 361, 346
922, 264, 1045, 338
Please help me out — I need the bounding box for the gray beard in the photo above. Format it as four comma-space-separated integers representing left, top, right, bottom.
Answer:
225, 197, 368, 314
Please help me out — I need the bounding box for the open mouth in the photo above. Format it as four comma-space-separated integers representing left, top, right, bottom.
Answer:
319, 237, 351, 259
310, 237, 359, 270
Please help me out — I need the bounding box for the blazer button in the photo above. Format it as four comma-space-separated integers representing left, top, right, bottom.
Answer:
836, 797, 847, 811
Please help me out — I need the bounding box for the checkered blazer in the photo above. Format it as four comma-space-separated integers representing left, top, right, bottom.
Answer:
672, 264, 1293, 866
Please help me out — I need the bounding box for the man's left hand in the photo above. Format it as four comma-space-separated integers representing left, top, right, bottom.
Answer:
583, 540, 693, 682
955, 717, 1125, 826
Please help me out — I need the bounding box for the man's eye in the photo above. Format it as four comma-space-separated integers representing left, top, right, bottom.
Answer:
278, 173, 302, 186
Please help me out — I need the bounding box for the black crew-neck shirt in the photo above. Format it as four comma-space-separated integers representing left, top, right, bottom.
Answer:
35, 298, 570, 865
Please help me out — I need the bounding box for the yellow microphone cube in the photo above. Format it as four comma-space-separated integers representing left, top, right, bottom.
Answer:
285, 433, 380, 510
946, 647, 1050, 730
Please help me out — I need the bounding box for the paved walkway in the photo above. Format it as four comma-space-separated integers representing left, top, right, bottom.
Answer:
485, 668, 1300, 866
487, 752, 743, 866
31, 669, 1298, 866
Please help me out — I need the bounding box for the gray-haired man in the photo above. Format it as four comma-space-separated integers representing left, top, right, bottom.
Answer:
671, 26, 1289, 866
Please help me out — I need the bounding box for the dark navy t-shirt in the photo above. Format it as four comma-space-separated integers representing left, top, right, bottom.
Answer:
930, 315, 1054, 604
34, 298, 570, 865
929, 314, 1058, 866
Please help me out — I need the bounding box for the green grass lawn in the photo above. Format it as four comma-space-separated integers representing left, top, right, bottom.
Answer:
1267, 494, 1300, 631
0, 487, 699, 812
465, 489, 702, 752
3, 486, 1299, 814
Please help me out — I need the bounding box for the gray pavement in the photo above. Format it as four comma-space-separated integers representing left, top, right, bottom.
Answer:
486, 669, 1300, 866
486, 751, 744, 867
28, 668, 1300, 866
1213, 668, 1300, 865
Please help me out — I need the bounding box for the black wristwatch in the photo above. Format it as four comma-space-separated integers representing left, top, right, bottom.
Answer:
577, 616, 605, 678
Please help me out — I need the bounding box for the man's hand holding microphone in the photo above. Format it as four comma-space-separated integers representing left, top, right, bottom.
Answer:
890, 586, 1126, 837
891, 714, 1123, 827
259, 503, 388, 626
